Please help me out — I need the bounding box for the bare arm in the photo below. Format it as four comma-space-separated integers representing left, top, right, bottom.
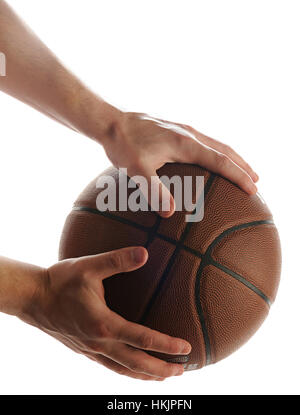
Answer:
0, 0, 258, 217
0, 0, 120, 139
0, 256, 43, 317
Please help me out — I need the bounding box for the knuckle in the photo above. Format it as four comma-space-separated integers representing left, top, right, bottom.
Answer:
138, 333, 154, 350
167, 340, 181, 354
127, 362, 140, 372
107, 252, 123, 271
70, 259, 93, 285
71, 258, 86, 276
215, 152, 230, 170
223, 144, 233, 153
96, 322, 111, 339
162, 362, 177, 377
178, 132, 189, 143
89, 321, 111, 341
85, 340, 102, 352
128, 362, 145, 373
128, 159, 145, 175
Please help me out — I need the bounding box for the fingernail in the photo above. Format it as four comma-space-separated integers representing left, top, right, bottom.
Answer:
181, 343, 192, 354
132, 247, 145, 264
253, 172, 259, 182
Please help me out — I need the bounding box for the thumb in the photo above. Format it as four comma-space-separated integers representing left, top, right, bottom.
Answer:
79, 247, 148, 280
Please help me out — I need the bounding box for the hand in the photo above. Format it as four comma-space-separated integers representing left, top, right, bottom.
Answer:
103, 112, 259, 217
24, 246, 191, 381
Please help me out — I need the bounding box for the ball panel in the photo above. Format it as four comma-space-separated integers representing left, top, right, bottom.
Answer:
211, 224, 281, 303
75, 166, 158, 228
142, 250, 206, 368
185, 175, 273, 254
104, 238, 176, 322
199, 265, 269, 363
59, 210, 147, 260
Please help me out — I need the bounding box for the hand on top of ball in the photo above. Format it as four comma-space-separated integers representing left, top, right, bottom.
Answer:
102, 111, 259, 218
22, 246, 191, 381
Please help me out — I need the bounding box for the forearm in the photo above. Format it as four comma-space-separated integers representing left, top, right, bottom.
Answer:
0, 256, 44, 319
0, 0, 121, 143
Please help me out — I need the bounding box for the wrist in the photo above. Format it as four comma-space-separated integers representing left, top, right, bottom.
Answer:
0, 256, 46, 322
62, 79, 123, 146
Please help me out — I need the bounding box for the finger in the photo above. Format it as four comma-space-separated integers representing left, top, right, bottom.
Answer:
180, 141, 257, 195
154, 119, 258, 191
128, 167, 175, 218
79, 246, 148, 279
86, 352, 165, 381
147, 172, 175, 218
189, 129, 259, 182
112, 313, 191, 355
102, 343, 184, 378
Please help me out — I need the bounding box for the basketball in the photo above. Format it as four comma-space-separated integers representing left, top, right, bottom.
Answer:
59, 163, 281, 371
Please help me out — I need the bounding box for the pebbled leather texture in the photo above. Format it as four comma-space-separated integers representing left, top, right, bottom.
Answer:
59, 163, 282, 371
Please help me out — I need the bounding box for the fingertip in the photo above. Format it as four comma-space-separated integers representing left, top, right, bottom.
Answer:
158, 195, 176, 218
247, 183, 258, 195
181, 342, 192, 355
132, 247, 148, 265
158, 209, 174, 218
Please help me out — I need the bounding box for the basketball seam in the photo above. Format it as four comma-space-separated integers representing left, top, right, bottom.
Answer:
145, 215, 162, 249
209, 258, 272, 306
72, 208, 274, 306
73, 206, 151, 232
195, 219, 274, 365
73, 207, 273, 304
138, 173, 216, 327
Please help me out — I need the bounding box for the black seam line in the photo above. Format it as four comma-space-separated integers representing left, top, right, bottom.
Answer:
156, 232, 182, 246
73, 206, 203, 254
205, 219, 274, 257
145, 216, 162, 249
194, 259, 212, 365
72, 207, 196, 249
72, 209, 204, 257
139, 173, 216, 327
181, 244, 203, 258
194, 219, 275, 366
208, 258, 272, 306
73, 206, 203, 258
73, 206, 183, 247
73, 207, 152, 233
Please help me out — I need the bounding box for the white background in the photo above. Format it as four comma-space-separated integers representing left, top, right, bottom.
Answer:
0, 0, 299, 395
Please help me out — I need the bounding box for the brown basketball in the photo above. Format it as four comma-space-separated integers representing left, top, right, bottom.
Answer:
59, 163, 281, 370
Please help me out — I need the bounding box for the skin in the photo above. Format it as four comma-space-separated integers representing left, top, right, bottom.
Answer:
0, 1, 259, 380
